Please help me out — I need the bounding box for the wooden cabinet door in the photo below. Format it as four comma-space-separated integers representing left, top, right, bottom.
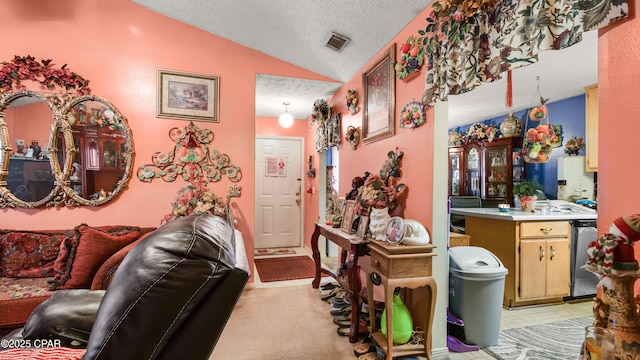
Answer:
519, 239, 547, 299
585, 84, 598, 172
545, 238, 570, 297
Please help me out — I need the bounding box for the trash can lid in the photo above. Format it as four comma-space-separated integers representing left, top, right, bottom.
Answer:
449, 246, 508, 278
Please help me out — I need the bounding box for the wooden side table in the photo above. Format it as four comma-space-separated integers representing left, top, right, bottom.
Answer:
310, 223, 369, 343
366, 239, 437, 360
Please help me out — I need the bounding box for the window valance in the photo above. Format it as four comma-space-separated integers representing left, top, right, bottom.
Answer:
421, 0, 629, 106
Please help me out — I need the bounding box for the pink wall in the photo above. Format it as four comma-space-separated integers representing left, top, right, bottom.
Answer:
255, 116, 308, 138
597, 3, 640, 289
324, 11, 436, 237
0, 0, 336, 281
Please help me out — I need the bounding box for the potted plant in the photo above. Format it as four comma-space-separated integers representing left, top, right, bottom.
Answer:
513, 180, 543, 212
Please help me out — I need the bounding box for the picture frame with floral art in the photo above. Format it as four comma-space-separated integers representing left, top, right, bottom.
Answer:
157, 69, 220, 122
362, 44, 395, 144
356, 215, 369, 240
340, 200, 357, 234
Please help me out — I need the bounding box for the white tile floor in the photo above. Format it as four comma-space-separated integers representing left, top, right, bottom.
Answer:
252, 249, 594, 359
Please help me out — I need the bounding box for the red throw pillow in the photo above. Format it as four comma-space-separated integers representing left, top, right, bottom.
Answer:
0, 231, 74, 278
50, 225, 141, 290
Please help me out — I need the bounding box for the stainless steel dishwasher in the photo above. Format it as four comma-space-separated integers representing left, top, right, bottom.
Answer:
569, 220, 598, 299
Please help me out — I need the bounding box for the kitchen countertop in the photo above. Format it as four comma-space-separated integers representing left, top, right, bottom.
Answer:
451, 200, 597, 221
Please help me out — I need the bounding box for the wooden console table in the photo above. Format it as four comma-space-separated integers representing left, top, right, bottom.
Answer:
366, 239, 437, 360
311, 223, 369, 343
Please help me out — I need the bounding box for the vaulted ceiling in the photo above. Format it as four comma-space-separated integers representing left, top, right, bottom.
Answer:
132, 0, 597, 127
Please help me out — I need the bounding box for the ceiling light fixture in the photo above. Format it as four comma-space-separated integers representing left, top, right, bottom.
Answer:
279, 101, 294, 128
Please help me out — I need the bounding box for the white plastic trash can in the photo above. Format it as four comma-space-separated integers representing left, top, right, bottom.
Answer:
449, 246, 508, 348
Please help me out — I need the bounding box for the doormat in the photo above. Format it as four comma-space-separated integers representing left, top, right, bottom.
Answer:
255, 256, 324, 282
254, 248, 297, 257
483, 316, 593, 360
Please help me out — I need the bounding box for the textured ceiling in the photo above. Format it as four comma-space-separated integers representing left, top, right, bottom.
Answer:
131, 0, 597, 126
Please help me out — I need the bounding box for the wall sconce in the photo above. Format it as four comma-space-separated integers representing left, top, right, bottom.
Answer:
279, 101, 294, 128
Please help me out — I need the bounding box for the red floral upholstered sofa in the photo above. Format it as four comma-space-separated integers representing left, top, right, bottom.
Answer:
0, 224, 155, 331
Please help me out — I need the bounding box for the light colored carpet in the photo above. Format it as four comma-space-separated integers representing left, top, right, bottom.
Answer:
211, 284, 361, 360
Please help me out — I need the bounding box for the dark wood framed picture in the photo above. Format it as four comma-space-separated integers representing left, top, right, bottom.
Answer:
362, 43, 396, 144
340, 200, 357, 234
157, 69, 220, 122
356, 215, 369, 240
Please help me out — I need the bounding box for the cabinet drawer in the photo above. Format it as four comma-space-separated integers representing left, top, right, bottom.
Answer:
520, 221, 569, 239
370, 250, 432, 278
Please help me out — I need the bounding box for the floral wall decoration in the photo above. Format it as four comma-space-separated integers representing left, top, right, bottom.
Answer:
395, 35, 425, 81
345, 125, 360, 150
419, 0, 629, 107
346, 89, 360, 115
311, 99, 333, 152
137, 121, 242, 184
399, 101, 425, 129
0, 55, 91, 95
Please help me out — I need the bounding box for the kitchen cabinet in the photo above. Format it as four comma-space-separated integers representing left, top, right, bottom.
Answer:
461, 214, 574, 308
585, 84, 598, 172
519, 221, 571, 300
448, 137, 524, 205
448, 145, 464, 196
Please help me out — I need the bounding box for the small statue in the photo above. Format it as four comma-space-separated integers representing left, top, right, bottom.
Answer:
14, 139, 25, 156
346, 176, 364, 200
30, 140, 42, 159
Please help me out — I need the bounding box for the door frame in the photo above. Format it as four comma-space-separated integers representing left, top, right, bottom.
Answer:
254, 135, 305, 248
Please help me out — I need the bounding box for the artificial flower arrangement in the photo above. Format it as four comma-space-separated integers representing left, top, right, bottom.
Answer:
346, 89, 360, 115
355, 173, 398, 215
162, 179, 227, 225
464, 122, 498, 143
395, 35, 425, 81
565, 136, 585, 155
0, 55, 91, 95
355, 148, 406, 216
399, 101, 425, 129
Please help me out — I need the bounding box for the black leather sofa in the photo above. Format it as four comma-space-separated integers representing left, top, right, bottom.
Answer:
0, 214, 250, 360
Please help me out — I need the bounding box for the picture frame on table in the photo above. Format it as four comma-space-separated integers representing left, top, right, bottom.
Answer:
157, 69, 220, 122
340, 200, 357, 234
362, 43, 396, 144
356, 215, 369, 240
385, 216, 406, 245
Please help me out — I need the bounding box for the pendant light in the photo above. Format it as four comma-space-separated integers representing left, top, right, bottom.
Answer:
279, 101, 294, 128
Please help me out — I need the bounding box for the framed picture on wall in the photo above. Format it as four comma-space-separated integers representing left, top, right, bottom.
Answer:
362, 44, 396, 144
157, 69, 220, 122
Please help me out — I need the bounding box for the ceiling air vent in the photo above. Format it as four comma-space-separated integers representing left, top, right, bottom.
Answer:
325, 32, 350, 52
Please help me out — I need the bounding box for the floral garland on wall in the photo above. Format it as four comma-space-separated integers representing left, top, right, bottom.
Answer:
0, 55, 91, 95
419, 0, 629, 106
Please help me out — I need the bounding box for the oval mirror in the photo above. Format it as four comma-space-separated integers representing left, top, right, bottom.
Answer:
0, 91, 134, 208
60, 95, 134, 206
0, 91, 62, 207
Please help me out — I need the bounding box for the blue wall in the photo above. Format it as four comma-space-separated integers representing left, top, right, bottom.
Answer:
449, 94, 591, 198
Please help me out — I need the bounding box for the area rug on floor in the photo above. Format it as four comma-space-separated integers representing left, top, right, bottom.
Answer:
483, 316, 593, 360
254, 248, 296, 257
255, 256, 323, 282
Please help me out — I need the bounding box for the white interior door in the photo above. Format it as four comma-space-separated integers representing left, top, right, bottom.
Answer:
255, 137, 303, 248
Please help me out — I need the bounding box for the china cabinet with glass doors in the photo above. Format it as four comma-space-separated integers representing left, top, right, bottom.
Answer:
447, 137, 524, 205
